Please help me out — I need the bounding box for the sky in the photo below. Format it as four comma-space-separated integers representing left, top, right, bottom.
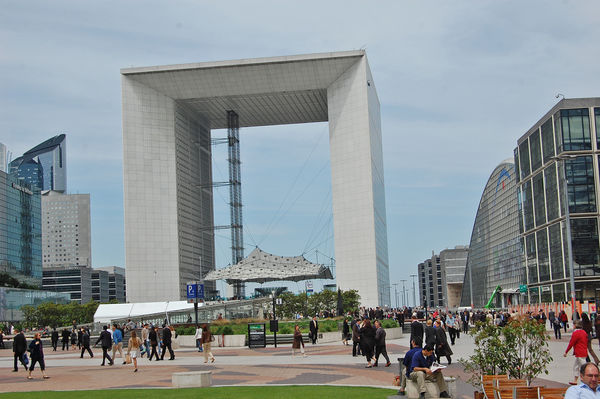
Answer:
2, 1, 600, 305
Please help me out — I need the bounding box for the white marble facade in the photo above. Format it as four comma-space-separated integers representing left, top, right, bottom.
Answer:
121, 51, 390, 306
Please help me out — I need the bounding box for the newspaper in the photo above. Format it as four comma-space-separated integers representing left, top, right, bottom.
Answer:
430, 362, 447, 373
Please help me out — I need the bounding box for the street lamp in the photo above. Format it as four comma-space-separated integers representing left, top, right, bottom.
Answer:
392, 283, 399, 308
552, 154, 578, 319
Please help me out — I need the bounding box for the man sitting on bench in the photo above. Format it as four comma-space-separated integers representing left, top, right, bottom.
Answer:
409, 343, 450, 398
399, 337, 423, 396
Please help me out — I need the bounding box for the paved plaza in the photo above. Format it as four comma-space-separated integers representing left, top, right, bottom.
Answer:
0, 328, 573, 395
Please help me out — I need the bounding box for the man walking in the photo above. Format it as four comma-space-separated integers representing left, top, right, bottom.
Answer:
160, 324, 175, 360
95, 325, 113, 366
12, 328, 27, 372
446, 312, 458, 345
410, 313, 424, 345
61, 328, 70, 350
351, 318, 362, 357
111, 324, 124, 364
373, 320, 391, 367
80, 328, 93, 358
51, 328, 59, 351
310, 316, 319, 345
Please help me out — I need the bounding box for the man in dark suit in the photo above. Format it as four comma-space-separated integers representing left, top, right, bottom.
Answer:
51, 328, 59, 351
12, 329, 27, 372
80, 328, 93, 358
161, 325, 175, 360
351, 318, 362, 356
410, 313, 424, 345
61, 328, 70, 350
95, 325, 113, 366
309, 316, 319, 344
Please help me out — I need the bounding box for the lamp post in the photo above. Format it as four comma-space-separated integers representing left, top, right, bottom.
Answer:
400, 279, 407, 307
410, 274, 417, 307
552, 155, 578, 320
392, 283, 399, 309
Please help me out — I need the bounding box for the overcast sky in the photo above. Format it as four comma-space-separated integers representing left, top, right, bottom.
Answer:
2, 1, 599, 304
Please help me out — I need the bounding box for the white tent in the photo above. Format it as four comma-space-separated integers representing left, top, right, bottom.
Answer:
94, 301, 201, 324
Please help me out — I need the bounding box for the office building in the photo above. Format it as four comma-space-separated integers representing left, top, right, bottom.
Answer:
121, 51, 390, 306
460, 159, 525, 308
0, 287, 70, 322
96, 266, 126, 302
0, 143, 7, 173
514, 98, 600, 304
9, 134, 66, 193
418, 246, 468, 308
91, 269, 109, 302
41, 191, 91, 268
0, 170, 42, 286
42, 265, 93, 303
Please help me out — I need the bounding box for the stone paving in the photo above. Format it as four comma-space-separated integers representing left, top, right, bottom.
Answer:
0, 327, 574, 395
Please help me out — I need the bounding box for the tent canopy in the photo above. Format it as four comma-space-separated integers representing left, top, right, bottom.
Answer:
204, 247, 333, 284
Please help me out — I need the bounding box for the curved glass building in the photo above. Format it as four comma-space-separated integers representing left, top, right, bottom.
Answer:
460, 159, 525, 308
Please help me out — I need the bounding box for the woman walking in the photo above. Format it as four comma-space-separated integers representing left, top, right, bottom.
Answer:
359, 319, 376, 368
27, 333, 49, 380
292, 324, 306, 357
127, 330, 142, 372
201, 324, 215, 363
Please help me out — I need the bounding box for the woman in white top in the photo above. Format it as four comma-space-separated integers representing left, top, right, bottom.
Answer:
127, 330, 142, 372
194, 326, 203, 352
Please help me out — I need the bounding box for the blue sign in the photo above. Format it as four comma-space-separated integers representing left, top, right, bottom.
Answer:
186, 283, 205, 300
187, 283, 197, 299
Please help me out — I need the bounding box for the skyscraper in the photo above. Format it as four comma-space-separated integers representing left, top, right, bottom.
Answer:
0, 143, 7, 173
10, 134, 66, 193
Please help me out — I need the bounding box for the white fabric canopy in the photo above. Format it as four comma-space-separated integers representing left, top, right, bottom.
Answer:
94, 301, 202, 324
204, 247, 333, 284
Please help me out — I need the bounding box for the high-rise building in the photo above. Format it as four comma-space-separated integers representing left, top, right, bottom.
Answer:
10, 134, 67, 193
96, 266, 126, 302
121, 51, 390, 306
41, 191, 91, 268
514, 97, 600, 304
0, 142, 7, 173
91, 269, 109, 302
0, 170, 42, 286
42, 265, 93, 303
460, 159, 524, 308
418, 246, 468, 308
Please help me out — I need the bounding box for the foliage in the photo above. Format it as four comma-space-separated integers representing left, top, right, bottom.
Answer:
0, 386, 398, 399
275, 289, 360, 319
0, 272, 40, 290
460, 317, 552, 386
20, 301, 100, 329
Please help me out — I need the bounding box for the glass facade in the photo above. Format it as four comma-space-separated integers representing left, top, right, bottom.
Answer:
0, 171, 42, 286
0, 287, 70, 322
514, 99, 600, 304
460, 160, 524, 308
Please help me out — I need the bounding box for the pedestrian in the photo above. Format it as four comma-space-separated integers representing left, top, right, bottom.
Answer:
410, 313, 424, 345
160, 324, 175, 360
140, 324, 149, 358
581, 313, 600, 364
434, 319, 453, 364
309, 316, 319, 345
445, 312, 458, 345
27, 332, 49, 380
0, 329, 4, 349
70, 329, 77, 350
409, 343, 450, 399
201, 324, 215, 363
148, 326, 159, 361
95, 325, 114, 366
564, 320, 589, 385
111, 324, 125, 363
359, 318, 376, 368
342, 319, 350, 346
127, 330, 142, 372
398, 338, 423, 396
80, 328, 93, 358
553, 316, 563, 340
77, 328, 83, 350
424, 319, 436, 348
373, 320, 391, 367
560, 310, 569, 333
61, 328, 70, 350
12, 328, 28, 372
292, 324, 306, 357
194, 325, 204, 352
51, 328, 58, 351
351, 318, 362, 357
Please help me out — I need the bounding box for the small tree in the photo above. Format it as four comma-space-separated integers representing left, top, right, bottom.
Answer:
460, 316, 552, 386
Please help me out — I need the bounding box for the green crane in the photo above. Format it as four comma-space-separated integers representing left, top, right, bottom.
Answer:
484, 285, 502, 309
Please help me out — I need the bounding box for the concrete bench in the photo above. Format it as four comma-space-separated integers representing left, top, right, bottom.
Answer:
172, 371, 212, 388
405, 377, 456, 398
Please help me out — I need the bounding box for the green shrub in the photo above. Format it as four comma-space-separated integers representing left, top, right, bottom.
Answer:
382, 319, 398, 329
222, 326, 234, 335
279, 326, 292, 334
175, 327, 186, 336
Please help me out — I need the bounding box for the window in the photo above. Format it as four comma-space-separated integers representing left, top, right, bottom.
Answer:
526, 234, 538, 284
537, 228, 550, 282
530, 128, 542, 171
549, 223, 564, 280
571, 218, 600, 277
565, 156, 596, 214
532, 172, 546, 226
559, 108, 591, 151
519, 139, 531, 179
523, 180, 534, 231
541, 118, 555, 163
544, 164, 559, 222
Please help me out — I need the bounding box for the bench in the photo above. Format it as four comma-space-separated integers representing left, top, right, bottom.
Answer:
404, 377, 456, 398
172, 371, 212, 388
